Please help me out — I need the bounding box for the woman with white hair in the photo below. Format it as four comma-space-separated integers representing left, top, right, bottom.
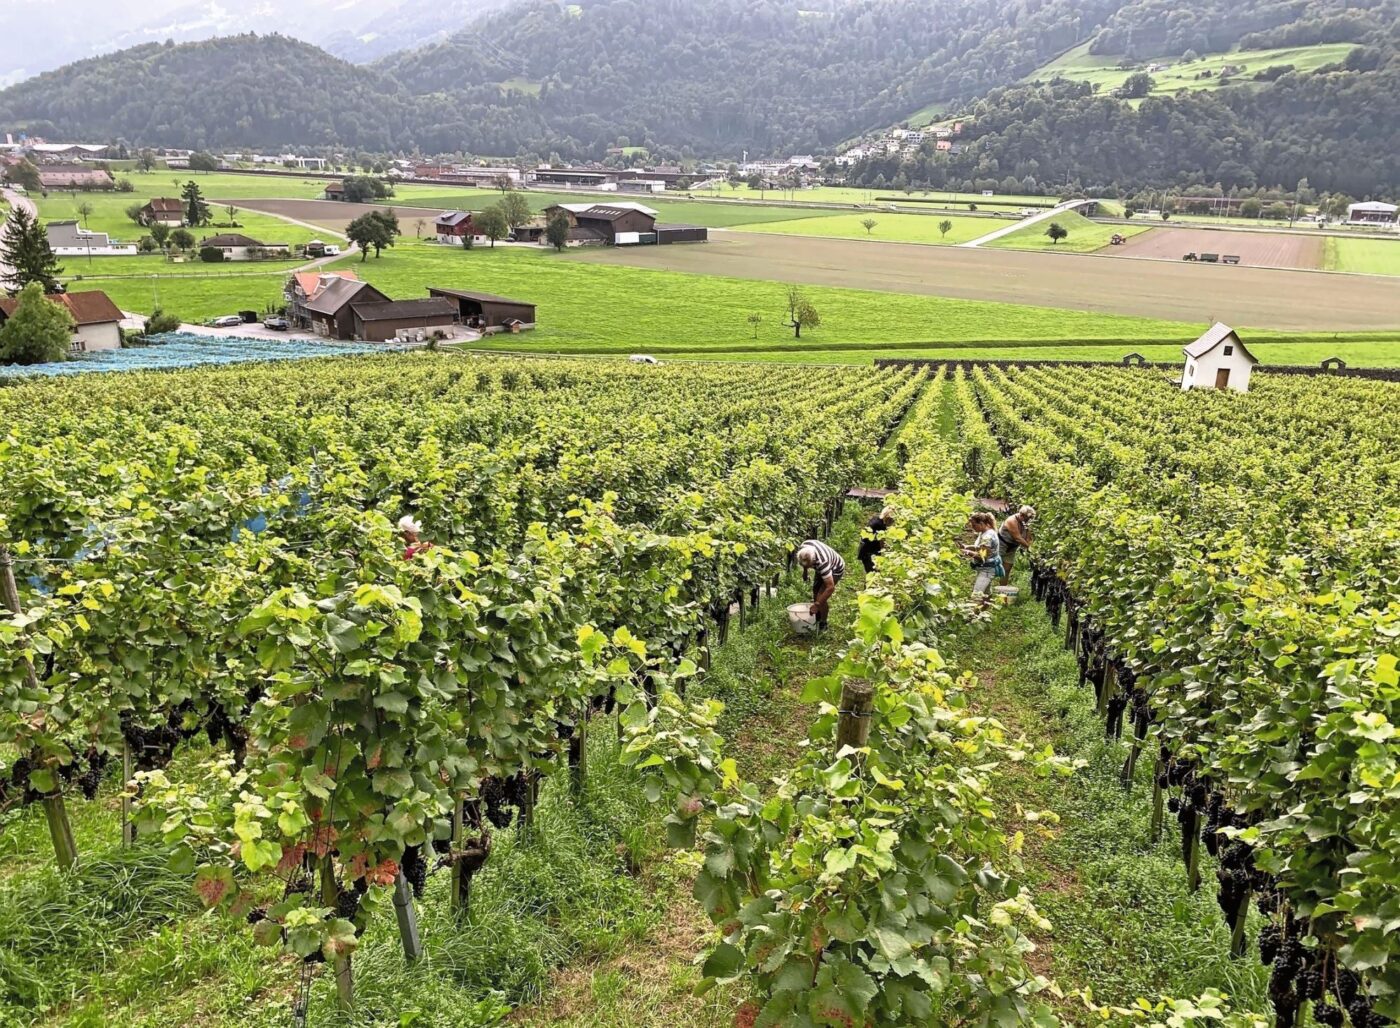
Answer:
795, 538, 845, 630
997, 505, 1036, 585
857, 505, 896, 574
398, 514, 432, 560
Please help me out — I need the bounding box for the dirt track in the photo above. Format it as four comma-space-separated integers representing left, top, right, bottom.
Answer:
238, 198, 455, 236
1109, 226, 1324, 269
574, 232, 1400, 331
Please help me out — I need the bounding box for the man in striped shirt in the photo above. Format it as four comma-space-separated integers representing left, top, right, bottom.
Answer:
796, 539, 845, 630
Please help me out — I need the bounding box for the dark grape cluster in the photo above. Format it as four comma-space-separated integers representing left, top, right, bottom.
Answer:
335, 876, 368, 922
122, 702, 202, 774
402, 844, 428, 899
76, 747, 109, 801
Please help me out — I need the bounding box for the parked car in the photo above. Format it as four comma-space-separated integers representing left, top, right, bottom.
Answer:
263, 316, 289, 330
628, 354, 660, 365
323, 245, 341, 256
208, 315, 243, 328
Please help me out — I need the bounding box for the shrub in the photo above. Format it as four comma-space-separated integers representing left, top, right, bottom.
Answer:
199, 246, 224, 263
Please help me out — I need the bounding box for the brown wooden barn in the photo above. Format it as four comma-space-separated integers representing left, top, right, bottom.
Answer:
428, 287, 537, 333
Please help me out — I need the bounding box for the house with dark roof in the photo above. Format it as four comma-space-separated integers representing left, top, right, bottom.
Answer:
139, 198, 184, 227
302, 277, 391, 339
199, 233, 291, 261
0, 290, 124, 353
350, 298, 459, 342
428, 287, 536, 333
323, 180, 346, 201
434, 211, 480, 245
1181, 323, 1258, 392
541, 202, 658, 245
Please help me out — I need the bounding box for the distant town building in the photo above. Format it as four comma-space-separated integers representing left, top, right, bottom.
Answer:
37, 165, 114, 190
198, 234, 291, 261
1346, 201, 1398, 226
139, 198, 185, 227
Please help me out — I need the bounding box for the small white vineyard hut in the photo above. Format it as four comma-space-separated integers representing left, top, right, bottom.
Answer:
1181, 323, 1258, 393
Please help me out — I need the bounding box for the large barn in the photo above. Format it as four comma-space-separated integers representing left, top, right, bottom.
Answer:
542, 202, 658, 245
428, 287, 537, 333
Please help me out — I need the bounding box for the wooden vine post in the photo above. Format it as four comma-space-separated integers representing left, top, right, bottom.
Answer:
836, 679, 874, 755
568, 711, 587, 799
318, 856, 354, 1011
450, 792, 467, 912
1185, 809, 1202, 892
1230, 892, 1251, 959
121, 741, 135, 847
1150, 760, 1165, 842
391, 873, 422, 963
0, 547, 79, 871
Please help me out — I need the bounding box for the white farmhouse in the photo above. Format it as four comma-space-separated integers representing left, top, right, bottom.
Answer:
0, 290, 124, 353
1181, 323, 1258, 392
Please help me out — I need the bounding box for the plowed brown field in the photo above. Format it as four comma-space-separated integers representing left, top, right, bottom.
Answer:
1108, 227, 1324, 269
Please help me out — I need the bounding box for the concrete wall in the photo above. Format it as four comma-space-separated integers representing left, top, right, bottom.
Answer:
72, 322, 121, 352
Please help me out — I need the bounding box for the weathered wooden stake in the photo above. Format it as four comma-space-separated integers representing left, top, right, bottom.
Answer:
2, 547, 78, 871
319, 857, 354, 1011
393, 872, 423, 962
450, 794, 467, 912
835, 679, 874, 755
1186, 810, 1202, 892
1097, 659, 1116, 716
569, 714, 587, 799
1150, 762, 1165, 843
1230, 891, 1251, 959
122, 741, 135, 847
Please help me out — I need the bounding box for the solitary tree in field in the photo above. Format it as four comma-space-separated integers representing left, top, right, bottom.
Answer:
75, 201, 94, 227
475, 205, 509, 248
783, 285, 821, 339
181, 181, 211, 227
499, 191, 533, 233
938, 219, 953, 239
861, 218, 878, 236
0, 282, 73, 365
0, 207, 64, 292
224, 202, 239, 225
150, 221, 172, 248
136, 148, 157, 173
346, 210, 399, 260
493, 174, 514, 194
415, 219, 426, 239
125, 202, 145, 225
170, 228, 195, 251
1045, 222, 1068, 245
747, 311, 763, 339
546, 210, 571, 251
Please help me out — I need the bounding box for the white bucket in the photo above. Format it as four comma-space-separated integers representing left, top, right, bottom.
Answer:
993, 585, 1020, 599
787, 602, 819, 636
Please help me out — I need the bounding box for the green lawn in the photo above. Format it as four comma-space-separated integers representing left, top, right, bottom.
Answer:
1027, 41, 1358, 98
69, 239, 1199, 347
986, 211, 1152, 253
384, 188, 831, 229
732, 212, 993, 245
643, 341, 1400, 367
34, 189, 322, 248
1324, 236, 1400, 276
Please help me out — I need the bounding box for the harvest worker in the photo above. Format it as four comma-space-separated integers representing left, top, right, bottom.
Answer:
997, 505, 1036, 585
398, 514, 432, 560
795, 539, 845, 631
963, 512, 1003, 599
857, 505, 896, 573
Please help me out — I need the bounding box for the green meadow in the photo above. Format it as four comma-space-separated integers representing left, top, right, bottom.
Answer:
986, 211, 1153, 253
1027, 41, 1358, 98
1324, 236, 1400, 276
732, 211, 994, 245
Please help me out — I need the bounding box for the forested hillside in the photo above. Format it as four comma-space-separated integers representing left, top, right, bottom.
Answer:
848, 63, 1400, 197
1088, 0, 1397, 55
0, 0, 1117, 155
0, 0, 1396, 194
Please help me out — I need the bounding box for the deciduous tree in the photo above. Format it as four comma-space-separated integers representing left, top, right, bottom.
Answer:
861, 218, 878, 235
783, 285, 821, 339
499, 191, 532, 232
1045, 221, 1068, 244
938, 219, 953, 239
476, 205, 509, 248
546, 210, 571, 251
0, 282, 73, 365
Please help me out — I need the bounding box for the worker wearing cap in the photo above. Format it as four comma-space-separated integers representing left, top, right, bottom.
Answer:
998, 506, 1035, 585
